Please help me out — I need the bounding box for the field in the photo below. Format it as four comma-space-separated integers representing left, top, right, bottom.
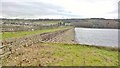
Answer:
34, 21, 61, 24
1, 26, 69, 39
2, 43, 118, 66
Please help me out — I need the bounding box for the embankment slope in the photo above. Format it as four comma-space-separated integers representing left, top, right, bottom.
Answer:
1, 27, 119, 66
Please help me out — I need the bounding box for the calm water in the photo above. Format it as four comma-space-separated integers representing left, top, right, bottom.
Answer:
75, 28, 119, 48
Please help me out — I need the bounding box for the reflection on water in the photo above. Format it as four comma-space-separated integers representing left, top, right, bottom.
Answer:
75, 28, 118, 48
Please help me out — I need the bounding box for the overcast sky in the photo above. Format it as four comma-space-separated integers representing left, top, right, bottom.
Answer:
1, 0, 119, 19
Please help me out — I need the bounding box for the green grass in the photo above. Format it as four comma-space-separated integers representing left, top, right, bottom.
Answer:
2, 43, 119, 66
45, 43, 118, 66
34, 21, 61, 24
1, 26, 70, 39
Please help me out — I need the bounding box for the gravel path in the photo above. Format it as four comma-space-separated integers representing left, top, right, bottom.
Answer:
47, 28, 76, 44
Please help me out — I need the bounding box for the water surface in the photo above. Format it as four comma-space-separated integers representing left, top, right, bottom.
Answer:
75, 28, 118, 48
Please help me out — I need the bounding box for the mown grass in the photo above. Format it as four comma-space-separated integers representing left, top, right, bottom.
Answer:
2, 42, 119, 66
1, 26, 70, 39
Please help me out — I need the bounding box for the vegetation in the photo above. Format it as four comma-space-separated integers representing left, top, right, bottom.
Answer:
34, 21, 61, 24
2, 43, 118, 66
1, 19, 119, 66
1, 26, 70, 39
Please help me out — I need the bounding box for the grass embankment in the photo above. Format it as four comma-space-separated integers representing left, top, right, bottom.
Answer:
1, 26, 70, 39
2, 43, 118, 66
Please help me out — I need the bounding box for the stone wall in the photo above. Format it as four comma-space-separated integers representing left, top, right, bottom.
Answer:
0, 28, 70, 59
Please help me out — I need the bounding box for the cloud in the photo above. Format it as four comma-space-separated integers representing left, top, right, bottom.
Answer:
1, 1, 79, 19
1, 0, 119, 19
2, 2, 72, 17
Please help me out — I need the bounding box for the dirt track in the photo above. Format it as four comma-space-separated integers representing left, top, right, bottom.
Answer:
47, 28, 76, 44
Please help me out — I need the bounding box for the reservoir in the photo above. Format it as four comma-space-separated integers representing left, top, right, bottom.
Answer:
75, 28, 119, 48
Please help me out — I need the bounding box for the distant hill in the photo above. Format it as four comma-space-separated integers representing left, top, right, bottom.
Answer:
63, 18, 119, 29
0, 18, 119, 29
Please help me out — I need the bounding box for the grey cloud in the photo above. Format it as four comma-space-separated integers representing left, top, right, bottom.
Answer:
1, 1, 77, 18
108, 9, 117, 14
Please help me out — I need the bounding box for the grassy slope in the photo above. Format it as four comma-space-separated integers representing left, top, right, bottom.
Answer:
2, 43, 118, 66
1, 26, 70, 39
